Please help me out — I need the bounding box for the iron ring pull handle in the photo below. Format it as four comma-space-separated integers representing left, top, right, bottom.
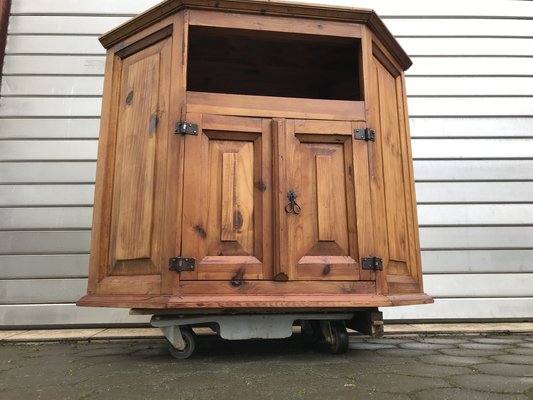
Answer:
285, 190, 301, 215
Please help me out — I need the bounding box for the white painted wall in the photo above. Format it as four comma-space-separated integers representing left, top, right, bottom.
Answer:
1, 0, 532, 326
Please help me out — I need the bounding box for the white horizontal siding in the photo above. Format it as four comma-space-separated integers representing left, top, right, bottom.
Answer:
10, 0, 533, 18
407, 57, 533, 77
0, 0, 532, 326
0, 254, 89, 279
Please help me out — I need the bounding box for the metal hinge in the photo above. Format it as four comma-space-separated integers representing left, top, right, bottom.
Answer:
174, 121, 198, 135
361, 257, 383, 271
354, 128, 375, 142
169, 257, 196, 272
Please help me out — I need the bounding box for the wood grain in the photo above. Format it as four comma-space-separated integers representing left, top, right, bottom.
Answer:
188, 9, 362, 38
187, 91, 364, 121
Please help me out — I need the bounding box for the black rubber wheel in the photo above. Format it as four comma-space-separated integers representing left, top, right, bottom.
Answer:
327, 321, 349, 354
167, 328, 196, 359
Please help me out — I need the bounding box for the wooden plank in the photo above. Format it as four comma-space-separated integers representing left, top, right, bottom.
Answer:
295, 257, 358, 281
2, 55, 105, 75
0, 254, 89, 279
408, 97, 533, 117
415, 182, 533, 204
8, 16, 130, 34
0, 98, 101, 117
423, 274, 533, 298
421, 250, 533, 274
178, 280, 375, 295
407, 77, 533, 97
272, 119, 289, 281
410, 118, 533, 138
5, 35, 105, 55
315, 155, 334, 241
419, 226, 533, 250
160, 10, 188, 295
0, 119, 100, 139
0, 207, 93, 230
187, 91, 365, 121
418, 204, 533, 226
220, 153, 238, 241
0, 304, 149, 327
413, 160, 533, 181
412, 139, 533, 159
196, 257, 263, 280
96, 275, 161, 295
0, 278, 87, 304
383, 298, 533, 321
1, 76, 104, 96
201, 114, 262, 132
399, 37, 533, 56
0, 140, 97, 161
352, 120, 374, 281
0, 231, 91, 254
179, 112, 205, 281
189, 9, 362, 38
0, 185, 94, 206
408, 56, 533, 77
0, 162, 96, 184
81, 292, 427, 309
384, 18, 533, 37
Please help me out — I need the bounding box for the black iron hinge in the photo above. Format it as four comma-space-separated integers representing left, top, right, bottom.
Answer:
169, 257, 196, 272
361, 257, 383, 271
354, 128, 375, 142
174, 121, 198, 135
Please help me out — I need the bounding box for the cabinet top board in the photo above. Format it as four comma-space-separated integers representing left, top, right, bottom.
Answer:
99, 0, 411, 71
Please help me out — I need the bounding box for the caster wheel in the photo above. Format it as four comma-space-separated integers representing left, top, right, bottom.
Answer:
326, 321, 349, 354
301, 320, 321, 344
168, 328, 196, 359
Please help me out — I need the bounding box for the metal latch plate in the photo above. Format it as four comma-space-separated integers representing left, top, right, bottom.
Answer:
175, 122, 198, 135
169, 257, 196, 272
354, 128, 375, 142
362, 257, 383, 271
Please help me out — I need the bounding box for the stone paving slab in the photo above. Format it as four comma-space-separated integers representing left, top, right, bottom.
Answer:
1, 333, 533, 399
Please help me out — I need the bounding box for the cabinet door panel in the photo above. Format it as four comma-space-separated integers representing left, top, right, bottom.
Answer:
181, 115, 271, 280
283, 119, 363, 281
107, 37, 172, 276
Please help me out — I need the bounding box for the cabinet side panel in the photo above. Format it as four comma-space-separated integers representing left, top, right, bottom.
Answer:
87, 51, 121, 294
370, 53, 422, 295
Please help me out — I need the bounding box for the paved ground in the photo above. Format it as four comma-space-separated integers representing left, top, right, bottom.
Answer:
1, 332, 533, 400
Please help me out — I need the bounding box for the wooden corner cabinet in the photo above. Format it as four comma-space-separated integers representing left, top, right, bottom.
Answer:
78, 0, 432, 315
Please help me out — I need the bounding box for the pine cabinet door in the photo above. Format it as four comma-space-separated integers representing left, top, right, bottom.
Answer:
180, 114, 273, 281
105, 36, 172, 278
274, 119, 373, 281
